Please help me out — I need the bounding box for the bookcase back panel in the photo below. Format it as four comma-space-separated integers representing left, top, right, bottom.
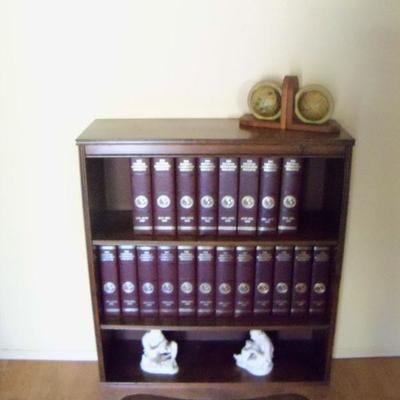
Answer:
103, 158, 132, 210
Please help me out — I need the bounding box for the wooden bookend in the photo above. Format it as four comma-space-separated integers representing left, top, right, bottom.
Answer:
280, 76, 298, 130
240, 75, 340, 134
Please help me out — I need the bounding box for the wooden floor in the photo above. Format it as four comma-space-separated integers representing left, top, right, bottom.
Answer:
0, 358, 399, 400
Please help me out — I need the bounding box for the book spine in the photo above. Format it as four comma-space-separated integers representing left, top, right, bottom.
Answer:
257, 157, 281, 234
238, 158, 260, 235
254, 246, 274, 314
278, 158, 303, 232
218, 157, 239, 235
197, 246, 215, 316
152, 157, 176, 235
272, 246, 294, 314
178, 246, 196, 316
157, 246, 178, 316
309, 246, 331, 315
215, 246, 235, 316
291, 246, 312, 315
130, 157, 153, 234
99, 245, 121, 318
234, 246, 255, 316
137, 246, 158, 316
198, 157, 218, 235
177, 157, 197, 234
118, 245, 139, 317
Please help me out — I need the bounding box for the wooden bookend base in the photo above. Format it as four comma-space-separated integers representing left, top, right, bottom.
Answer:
239, 114, 280, 130
240, 76, 340, 134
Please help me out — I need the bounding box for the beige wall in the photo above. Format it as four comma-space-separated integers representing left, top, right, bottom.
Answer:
0, 0, 399, 360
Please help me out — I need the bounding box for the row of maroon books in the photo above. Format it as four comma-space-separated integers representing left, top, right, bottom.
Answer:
97, 244, 331, 319
131, 157, 303, 235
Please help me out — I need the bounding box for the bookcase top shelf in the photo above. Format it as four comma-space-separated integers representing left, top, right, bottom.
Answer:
77, 118, 354, 146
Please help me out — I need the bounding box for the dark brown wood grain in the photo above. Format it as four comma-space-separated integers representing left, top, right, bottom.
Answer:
76, 118, 355, 400
280, 75, 297, 130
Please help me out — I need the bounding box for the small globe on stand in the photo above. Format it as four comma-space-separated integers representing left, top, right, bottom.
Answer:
248, 81, 282, 120
295, 85, 334, 124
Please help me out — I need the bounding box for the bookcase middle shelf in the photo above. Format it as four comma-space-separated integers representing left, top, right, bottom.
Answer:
100, 315, 330, 331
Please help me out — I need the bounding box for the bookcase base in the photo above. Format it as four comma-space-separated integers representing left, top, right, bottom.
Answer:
101, 382, 330, 400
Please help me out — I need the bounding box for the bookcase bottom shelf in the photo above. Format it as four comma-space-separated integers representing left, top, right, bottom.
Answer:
104, 338, 326, 384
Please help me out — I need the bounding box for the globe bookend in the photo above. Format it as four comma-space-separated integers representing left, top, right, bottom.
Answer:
140, 330, 179, 375
234, 330, 274, 376
239, 75, 340, 134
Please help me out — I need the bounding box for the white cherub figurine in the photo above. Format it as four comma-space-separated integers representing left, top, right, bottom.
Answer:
140, 330, 179, 375
234, 330, 274, 376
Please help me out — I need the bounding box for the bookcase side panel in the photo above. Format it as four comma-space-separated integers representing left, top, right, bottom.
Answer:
79, 145, 106, 380
323, 147, 353, 379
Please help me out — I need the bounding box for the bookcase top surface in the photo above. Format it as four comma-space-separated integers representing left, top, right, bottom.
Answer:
76, 118, 354, 145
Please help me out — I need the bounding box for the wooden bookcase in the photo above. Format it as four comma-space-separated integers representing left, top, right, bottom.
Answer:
77, 119, 354, 400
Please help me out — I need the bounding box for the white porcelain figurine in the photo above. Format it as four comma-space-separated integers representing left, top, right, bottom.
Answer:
140, 330, 179, 375
234, 330, 274, 376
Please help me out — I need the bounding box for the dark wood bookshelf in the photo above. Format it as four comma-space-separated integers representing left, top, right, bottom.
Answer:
77, 118, 354, 400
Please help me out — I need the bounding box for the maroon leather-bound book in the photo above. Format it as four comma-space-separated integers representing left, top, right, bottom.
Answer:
310, 246, 331, 315
218, 157, 239, 235
137, 246, 158, 316
130, 157, 153, 234
238, 158, 260, 235
118, 245, 139, 317
234, 246, 255, 316
178, 246, 196, 316
254, 246, 274, 315
157, 246, 178, 316
177, 157, 197, 234
152, 157, 176, 235
215, 247, 235, 316
257, 157, 281, 234
198, 158, 218, 235
291, 246, 312, 315
99, 245, 121, 318
197, 246, 215, 316
278, 158, 303, 232
272, 246, 294, 314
